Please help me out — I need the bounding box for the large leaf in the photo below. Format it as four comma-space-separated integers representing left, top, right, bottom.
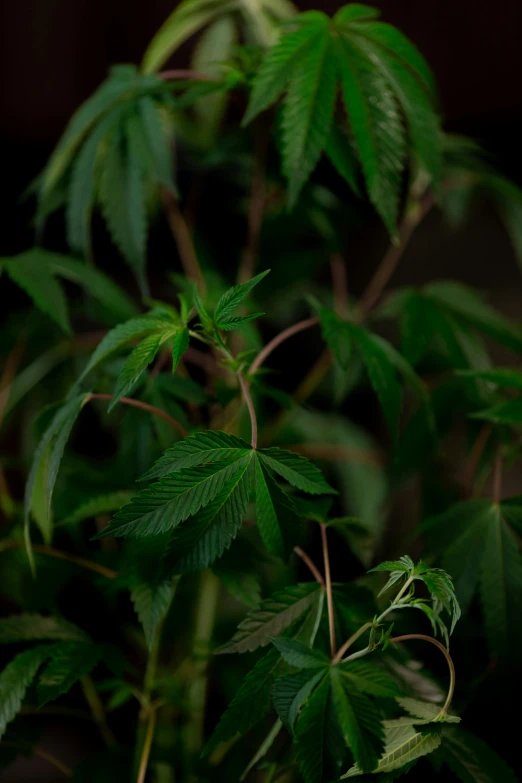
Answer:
0, 614, 88, 644
96, 454, 253, 539
37, 642, 101, 706
254, 457, 302, 559
216, 582, 322, 654
140, 430, 252, 481
202, 647, 282, 756
24, 393, 89, 552
0, 645, 53, 740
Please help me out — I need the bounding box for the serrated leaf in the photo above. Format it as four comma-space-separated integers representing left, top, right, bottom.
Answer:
127, 97, 175, 190
319, 307, 354, 370
213, 270, 270, 323
80, 315, 177, 381
216, 582, 322, 654
324, 124, 361, 195
59, 492, 132, 527
339, 661, 400, 698
271, 638, 330, 669
163, 455, 253, 573
243, 17, 326, 126
0, 645, 53, 740
272, 668, 325, 731
203, 647, 282, 756
281, 27, 337, 205
130, 580, 174, 649
295, 673, 343, 783
215, 313, 265, 331
397, 697, 459, 723
25, 393, 89, 553
37, 642, 101, 706
353, 327, 402, 439
0, 615, 88, 644
336, 37, 405, 234
331, 666, 384, 773
441, 726, 519, 783
141, 431, 252, 480
100, 125, 148, 294
171, 327, 190, 372
258, 447, 336, 495
109, 332, 166, 411
254, 457, 302, 559
343, 724, 442, 777
96, 454, 253, 539
2, 252, 70, 334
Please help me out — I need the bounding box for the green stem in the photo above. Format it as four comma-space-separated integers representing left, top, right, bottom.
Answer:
80, 675, 116, 747
390, 634, 456, 715
332, 622, 373, 665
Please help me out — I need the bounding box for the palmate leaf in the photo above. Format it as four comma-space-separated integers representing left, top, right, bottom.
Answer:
24, 393, 89, 556
0, 645, 53, 740
95, 454, 253, 539
109, 332, 168, 411
216, 582, 322, 654
202, 647, 282, 756
0, 614, 88, 644
342, 724, 442, 777
140, 430, 252, 480
213, 270, 269, 324
457, 367, 522, 389
162, 455, 254, 573
37, 642, 102, 706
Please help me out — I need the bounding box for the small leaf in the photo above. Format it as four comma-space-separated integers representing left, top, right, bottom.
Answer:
171, 328, 190, 371
215, 313, 265, 331
109, 332, 166, 411
354, 327, 402, 439
0, 614, 88, 644
2, 252, 70, 334
130, 580, 174, 649
37, 642, 101, 706
0, 645, 53, 740
258, 447, 336, 495
213, 270, 270, 323
59, 492, 132, 527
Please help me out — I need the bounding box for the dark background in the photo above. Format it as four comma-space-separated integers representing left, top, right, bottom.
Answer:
1, 1, 522, 779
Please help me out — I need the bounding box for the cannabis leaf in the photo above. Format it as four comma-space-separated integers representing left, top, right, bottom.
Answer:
244, 6, 441, 227
0, 645, 54, 740
130, 580, 174, 649
0, 615, 88, 644
272, 668, 326, 731
254, 458, 302, 558
24, 393, 89, 560
37, 642, 102, 706
140, 431, 252, 480
216, 583, 322, 654
421, 499, 522, 659
257, 448, 336, 495
213, 270, 269, 329
271, 637, 330, 669
342, 724, 442, 777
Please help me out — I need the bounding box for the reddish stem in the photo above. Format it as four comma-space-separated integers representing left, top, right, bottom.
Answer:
238, 375, 258, 448
294, 546, 325, 587
88, 394, 188, 436
250, 317, 319, 375
320, 524, 336, 657
158, 69, 214, 82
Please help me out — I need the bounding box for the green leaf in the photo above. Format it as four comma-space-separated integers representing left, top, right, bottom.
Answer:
243, 16, 326, 126
216, 582, 322, 654
354, 327, 402, 439
215, 313, 265, 331
271, 638, 330, 669
456, 367, 522, 389
80, 314, 177, 381
294, 673, 342, 783
272, 668, 325, 731
0, 614, 88, 644
336, 36, 405, 234
100, 125, 148, 294
37, 642, 101, 706
130, 580, 174, 649
59, 492, 132, 527
127, 97, 175, 190
213, 270, 270, 323
254, 457, 302, 559
140, 431, 252, 481
258, 447, 336, 495
109, 332, 166, 411
171, 328, 190, 372
440, 726, 519, 783
324, 124, 361, 195
331, 666, 384, 773
342, 724, 442, 777
203, 647, 282, 756
319, 307, 354, 370
96, 454, 253, 539
2, 252, 70, 334
25, 393, 89, 553
339, 661, 400, 699
397, 697, 459, 723
163, 455, 253, 573
0, 645, 53, 740
334, 5, 380, 24
280, 27, 337, 205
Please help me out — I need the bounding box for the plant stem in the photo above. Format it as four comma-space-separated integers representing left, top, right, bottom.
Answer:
88, 393, 188, 436
390, 634, 456, 714
238, 373, 258, 448
162, 188, 205, 291
356, 191, 435, 318
293, 546, 325, 586
238, 121, 268, 285
332, 622, 374, 665
136, 707, 157, 783
320, 524, 336, 657
158, 69, 214, 82
80, 675, 116, 747
249, 317, 319, 375
493, 448, 503, 504
0, 540, 117, 579
185, 570, 221, 762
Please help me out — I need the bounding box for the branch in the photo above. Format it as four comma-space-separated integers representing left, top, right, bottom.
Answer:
137, 708, 157, 783
158, 69, 214, 82
161, 188, 205, 291
294, 546, 325, 587
250, 317, 319, 375
0, 540, 117, 579
238, 374, 258, 448
390, 634, 456, 715
88, 393, 188, 436
320, 525, 336, 657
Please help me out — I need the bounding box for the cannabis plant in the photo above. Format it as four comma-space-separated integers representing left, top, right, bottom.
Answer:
1, 1, 522, 781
